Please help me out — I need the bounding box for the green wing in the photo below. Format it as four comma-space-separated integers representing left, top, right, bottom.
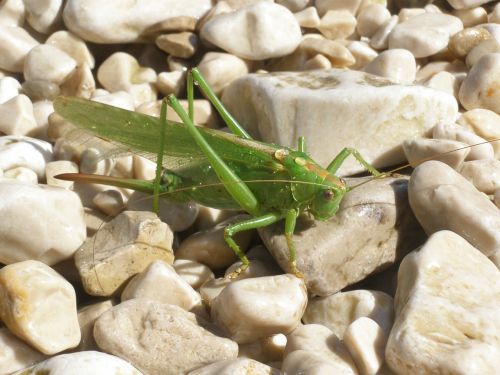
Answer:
54, 97, 283, 176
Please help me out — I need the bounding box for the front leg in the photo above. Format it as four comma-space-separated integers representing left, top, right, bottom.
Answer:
224, 213, 283, 278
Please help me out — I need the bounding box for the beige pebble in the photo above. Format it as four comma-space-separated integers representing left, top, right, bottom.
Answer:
315, 0, 362, 17
45, 30, 95, 68
364, 49, 416, 84
465, 39, 500, 67
91, 90, 135, 111
196, 0, 233, 32
24, 0, 62, 33
176, 214, 254, 270
194, 206, 237, 231
0, 76, 21, 104
188, 357, 278, 375
142, 15, 197, 35
24, 45, 77, 85
75, 210, 174, 296
318, 9, 357, 40
409, 161, 500, 257
356, 3, 390, 38
22, 79, 60, 101
156, 70, 185, 96
458, 108, 500, 157
459, 159, 500, 194
389, 13, 463, 58
432, 122, 494, 161
344, 317, 386, 375
60, 64, 96, 99
132, 155, 156, 180
403, 138, 470, 169
294, 6, 321, 28
284, 324, 358, 374
490, 3, 500, 23
453, 7, 488, 27
92, 190, 124, 216
447, 0, 495, 10
416, 60, 467, 83
45, 160, 79, 189
303, 54, 332, 70
423, 71, 462, 98
459, 53, 500, 114
0, 0, 25, 27
173, 259, 215, 290
0, 327, 46, 374
282, 349, 356, 375
79, 147, 114, 175
0, 260, 80, 354
199, 277, 232, 307
94, 299, 238, 375
211, 274, 307, 343
386, 230, 500, 374
156, 31, 198, 59
77, 300, 113, 351
346, 40, 378, 69
300, 36, 355, 67
398, 8, 425, 23
224, 257, 282, 280
370, 15, 398, 50
0, 25, 38, 72
121, 260, 204, 315
238, 333, 287, 364
276, 0, 309, 12
31, 99, 53, 140
197, 52, 250, 96
303, 290, 394, 339
3, 166, 37, 183
0, 94, 38, 136
449, 26, 491, 57
200, 2, 302, 60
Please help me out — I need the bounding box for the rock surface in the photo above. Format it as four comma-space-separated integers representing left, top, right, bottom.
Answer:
386, 230, 500, 374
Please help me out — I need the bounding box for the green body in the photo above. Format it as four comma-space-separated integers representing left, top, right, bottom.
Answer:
54, 68, 380, 276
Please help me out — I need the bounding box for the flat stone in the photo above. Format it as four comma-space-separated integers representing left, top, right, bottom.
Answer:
388, 13, 463, 58
0, 327, 46, 374
409, 160, 500, 257
15, 351, 144, 375
222, 69, 458, 175
0, 180, 85, 265
459, 53, 500, 114
211, 274, 307, 343
0, 25, 38, 72
284, 324, 358, 374
200, 2, 301, 60
188, 358, 279, 375
259, 177, 425, 296
75, 210, 174, 296
303, 290, 394, 339
63, 0, 212, 43
94, 299, 238, 375
386, 230, 500, 374
0, 260, 80, 354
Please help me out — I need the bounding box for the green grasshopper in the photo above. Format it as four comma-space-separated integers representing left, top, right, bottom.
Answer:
55, 68, 383, 277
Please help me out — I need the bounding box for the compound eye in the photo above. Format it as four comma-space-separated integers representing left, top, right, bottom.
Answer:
323, 189, 333, 200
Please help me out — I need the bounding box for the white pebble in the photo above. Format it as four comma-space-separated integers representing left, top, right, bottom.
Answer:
403, 138, 470, 169
46, 160, 79, 189
0, 0, 25, 27
370, 15, 398, 50
197, 52, 250, 95
315, 0, 362, 17
0, 76, 20, 104
0, 327, 46, 374
24, 45, 77, 85
0, 260, 80, 354
343, 317, 387, 375
24, 0, 63, 33
91, 90, 135, 111
60, 63, 96, 99
92, 190, 125, 216
318, 9, 357, 40
32, 100, 54, 140
447, 0, 495, 10
347, 41, 378, 70
156, 70, 185, 96
357, 4, 390, 38
466, 39, 500, 67
459, 53, 500, 114
45, 30, 95, 68
0, 95, 37, 136
459, 159, 500, 194
0, 135, 53, 178
173, 259, 215, 290
398, 8, 426, 23
3, 166, 38, 183
294, 6, 321, 29
364, 49, 416, 84
388, 13, 463, 58
0, 25, 38, 72
424, 71, 461, 98
453, 7, 488, 28
458, 108, 500, 157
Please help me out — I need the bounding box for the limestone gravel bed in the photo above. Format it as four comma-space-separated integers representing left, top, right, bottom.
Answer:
0, 0, 500, 374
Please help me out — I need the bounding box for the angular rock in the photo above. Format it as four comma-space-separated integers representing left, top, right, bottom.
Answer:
0, 25, 38, 72
259, 177, 425, 296
222, 69, 458, 175
0, 327, 46, 374
16, 351, 144, 375
386, 230, 500, 374
294, 6, 321, 28
409, 161, 500, 257
0, 260, 80, 354
284, 324, 358, 374
402, 138, 470, 169
388, 13, 463, 58
211, 274, 307, 343
188, 358, 279, 375
63, 0, 212, 43
94, 299, 238, 375
75, 211, 174, 296
303, 290, 394, 339
200, 2, 301, 60
0, 180, 85, 265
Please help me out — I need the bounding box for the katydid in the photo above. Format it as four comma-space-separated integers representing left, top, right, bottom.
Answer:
55, 68, 383, 277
